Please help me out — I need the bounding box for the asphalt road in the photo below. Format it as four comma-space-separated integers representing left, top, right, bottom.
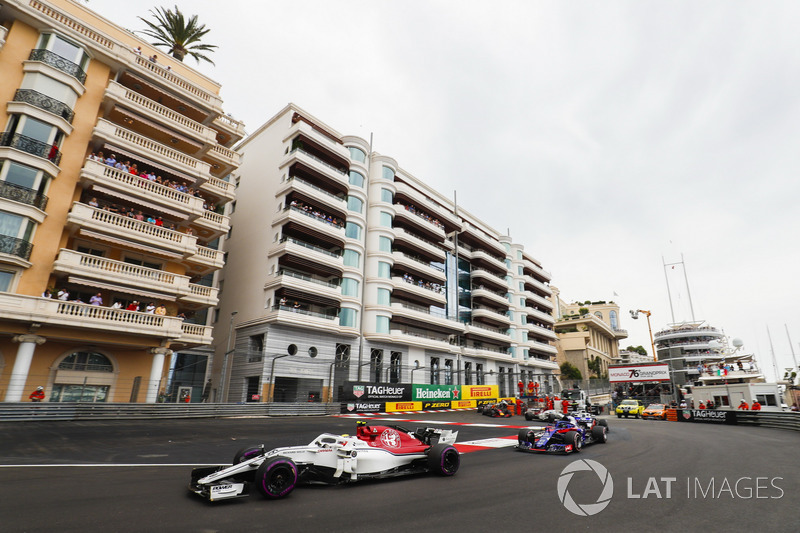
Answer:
0, 412, 796, 533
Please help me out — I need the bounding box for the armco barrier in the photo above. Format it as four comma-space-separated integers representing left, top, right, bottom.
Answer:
667, 409, 800, 432
0, 402, 340, 422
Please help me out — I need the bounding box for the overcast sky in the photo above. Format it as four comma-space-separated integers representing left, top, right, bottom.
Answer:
87, 0, 800, 380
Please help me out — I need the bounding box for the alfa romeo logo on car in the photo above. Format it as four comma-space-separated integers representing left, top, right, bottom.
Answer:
557, 459, 613, 516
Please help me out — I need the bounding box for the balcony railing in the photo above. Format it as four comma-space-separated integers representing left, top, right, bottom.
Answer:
286, 176, 345, 202
0, 181, 48, 210
290, 147, 347, 175
278, 269, 339, 289
273, 304, 337, 320
280, 236, 341, 258
0, 234, 33, 261
28, 49, 87, 83
14, 89, 74, 123
0, 132, 61, 165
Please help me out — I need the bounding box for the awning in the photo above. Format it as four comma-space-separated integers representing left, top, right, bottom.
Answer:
103, 143, 197, 184
91, 184, 188, 219
79, 229, 184, 259
68, 276, 176, 301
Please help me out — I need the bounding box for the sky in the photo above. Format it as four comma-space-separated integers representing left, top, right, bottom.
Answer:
85, 0, 800, 380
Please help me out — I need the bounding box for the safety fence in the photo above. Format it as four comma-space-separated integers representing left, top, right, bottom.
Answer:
0, 402, 340, 422
666, 408, 800, 432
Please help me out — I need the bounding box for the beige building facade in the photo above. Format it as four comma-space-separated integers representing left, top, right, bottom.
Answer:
0, 0, 240, 403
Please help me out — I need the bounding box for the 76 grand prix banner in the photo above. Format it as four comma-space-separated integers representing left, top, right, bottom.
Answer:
608, 363, 671, 383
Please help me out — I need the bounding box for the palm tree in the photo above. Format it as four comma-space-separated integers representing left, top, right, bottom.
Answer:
138, 5, 217, 65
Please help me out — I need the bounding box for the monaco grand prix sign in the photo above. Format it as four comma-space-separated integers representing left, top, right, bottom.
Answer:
608, 364, 670, 383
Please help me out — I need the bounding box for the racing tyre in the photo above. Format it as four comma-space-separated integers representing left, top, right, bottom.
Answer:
518, 428, 535, 445
233, 446, 262, 464
255, 456, 298, 499
524, 411, 534, 421
563, 431, 581, 453
591, 425, 607, 444
477, 405, 485, 414
428, 443, 460, 476
597, 419, 609, 431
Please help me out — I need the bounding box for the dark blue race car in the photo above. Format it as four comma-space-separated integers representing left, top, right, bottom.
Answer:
515, 414, 608, 454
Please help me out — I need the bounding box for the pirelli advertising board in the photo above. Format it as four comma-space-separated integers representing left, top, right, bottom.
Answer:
461, 385, 499, 400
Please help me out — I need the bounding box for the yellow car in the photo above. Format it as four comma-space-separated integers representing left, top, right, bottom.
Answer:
615, 399, 645, 418
641, 403, 668, 420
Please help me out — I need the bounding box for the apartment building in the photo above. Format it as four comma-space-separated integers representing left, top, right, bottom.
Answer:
0, 0, 241, 403
552, 292, 628, 380
214, 104, 558, 403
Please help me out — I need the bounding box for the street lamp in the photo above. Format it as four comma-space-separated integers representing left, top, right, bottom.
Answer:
630, 309, 656, 362
219, 310, 238, 402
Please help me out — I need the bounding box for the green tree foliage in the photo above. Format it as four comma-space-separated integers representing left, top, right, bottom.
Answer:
626, 345, 648, 355
587, 356, 601, 378
560, 362, 582, 380
139, 5, 217, 64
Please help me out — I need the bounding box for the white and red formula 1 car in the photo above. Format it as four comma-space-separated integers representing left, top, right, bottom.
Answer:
189, 420, 460, 502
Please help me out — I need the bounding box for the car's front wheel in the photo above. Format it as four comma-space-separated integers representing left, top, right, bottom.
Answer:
233, 446, 262, 465
428, 443, 460, 476
591, 425, 607, 443
255, 456, 298, 499
563, 431, 581, 453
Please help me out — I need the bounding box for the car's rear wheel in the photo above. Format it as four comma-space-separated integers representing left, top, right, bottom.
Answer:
524, 411, 534, 421
255, 456, 298, 499
591, 425, 607, 443
563, 431, 581, 453
428, 443, 460, 476
597, 419, 609, 429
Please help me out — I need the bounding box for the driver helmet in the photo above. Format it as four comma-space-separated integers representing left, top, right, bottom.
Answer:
37, 386, 43, 390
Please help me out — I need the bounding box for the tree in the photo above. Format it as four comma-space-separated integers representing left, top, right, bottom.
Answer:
626, 345, 648, 356
560, 362, 582, 380
138, 5, 217, 64
587, 356, 601, 378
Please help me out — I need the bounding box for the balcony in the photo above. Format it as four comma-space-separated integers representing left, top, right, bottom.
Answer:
528, 340, 558, 357
392, 227, 446, 262
524, 275, 552, 296
471, 285, 509, 308
270, 237, 344, 274
280, 148, 348, 189
28, 49, 86, 84
391, 251, 446, 282
0, 234, 33, 263
199, 176, 235, 203
278, 176, 346, 215
212, 113, 247, 146
393, 181, 460, 229
128, 54, 223, 114
13, 89, 74, 123
103, 80, 216, 146
275, 206, 346, 244
93, 119, 212, 181
204, 143, 241, 176
66, 202, 198, 259
182, 283, 220, 307
390, 302, 464, 333
523, 258, 552, 283
266, 270, 342, 305
526, 322, 558, 341
0, 180, 48, 211
462, 345, 513, 362
193, 209, 231, 239
471, 250, 507, 274
526, 306, 555, 325
472, 305, 512, 327
393, 203, 447, 241
391, 276, 447, 306
80, 159, 203, 217
0, 132, 61, 165
471, 268, 508, 292
388, 328, 457, 352
524, 290, 553, 310
282, 119, 350, 161
186, 245, 225, 271
465, 323, 511, 344
175, 322, 214, 345
461, 224, 506, 257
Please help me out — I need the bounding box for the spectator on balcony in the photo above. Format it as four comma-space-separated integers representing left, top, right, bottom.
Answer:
111, 301, 123, 309
57, 288, 69, 301
42, 289, 52, 298
134, 46, 142, 55
146, 215, 156, 224
88, 197, 99, 208
129, 163, 138, 175
89, 292, 103, 306
155, 216, 164, 227
135, 210, 144, 221
154, 304, 167, 316
145, 302, 156, 313
126, 301, 140, 311
105, 154, 117, 166
149, 54, 158, 63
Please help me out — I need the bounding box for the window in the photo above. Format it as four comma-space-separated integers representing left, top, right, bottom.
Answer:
370, 349, 383, 383
382, 166, 395, 180
349, 170, 365, 188
0, 210, 35, 242
58, 351, 113, 372
519, 282, 524, 290
444, 359, 453, 385
1, 161, 49, 191
124, 256, 161, 270
20, 72, 79, 108
378, 236, 392, 252
377, 287, 390, 305
430, 357, 440, 384
523, 348, 530, 360
518, 266, 524, 275
39, 33, 90, 70
505, 259, 511, 269
476, 363, 484, 385
348, 146, 366, 163
498, 367, 506, 396
341, 277, 360, 297
346, 196, 363, 214
520, 297, 525, 306
390, 352, 401, 383
755, 394, 778, 406
520, 314, 526, 324
517, 251, 523, 259
464, 362, 472, 385
0, 270, 14, 291
595, 311, 603, 320
248, 335, 264, 362
339, 307, 357, 327
345, 222, 362, 240
343, 249, 361, 267
377, 261, 391, 278
376, 315, 390, 333
379, 211, 393, 228
521, 331, 528, 342
610, 310, 618, 329
335, 344, 351, 365
380, 188, 393, 203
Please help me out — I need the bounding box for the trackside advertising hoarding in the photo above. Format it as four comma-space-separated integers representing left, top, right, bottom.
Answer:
342, 382, 412, 401
609, 364, 670, 383
412, 385, 460, 402
461, 385, 499, 400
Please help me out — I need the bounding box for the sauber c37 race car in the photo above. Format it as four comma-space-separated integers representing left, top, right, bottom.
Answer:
189, 421, 460, 502
516, 414, 608, 454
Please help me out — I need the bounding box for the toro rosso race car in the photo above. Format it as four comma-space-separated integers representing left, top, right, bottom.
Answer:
516, 413, 608, 454
189, 421, 460, 502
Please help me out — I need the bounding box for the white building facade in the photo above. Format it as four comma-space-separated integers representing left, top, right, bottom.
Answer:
213, 104, 558, 403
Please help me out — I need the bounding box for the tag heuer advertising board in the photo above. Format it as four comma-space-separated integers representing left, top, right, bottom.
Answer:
342, 382, 412, 401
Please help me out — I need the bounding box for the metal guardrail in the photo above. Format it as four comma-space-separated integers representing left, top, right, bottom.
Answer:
730, 411, 800, 432
0, 402, 341, 422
